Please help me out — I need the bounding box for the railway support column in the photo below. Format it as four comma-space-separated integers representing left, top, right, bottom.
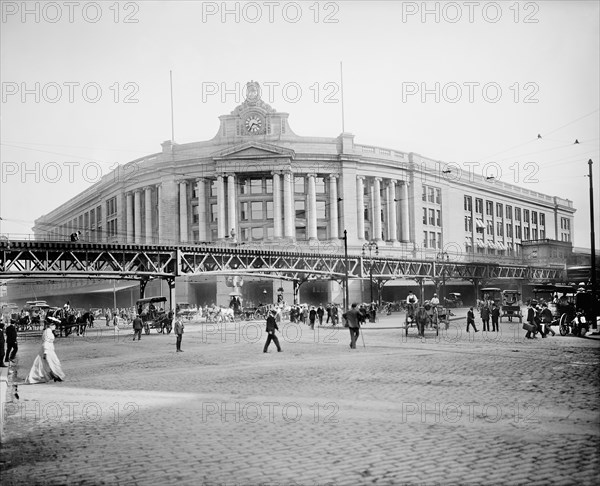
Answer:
167, 278, 176, 314
140, 279, 149, 299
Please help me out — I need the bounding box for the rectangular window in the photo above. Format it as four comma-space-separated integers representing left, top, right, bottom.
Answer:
422, 186, 427, 202
540, 229, 545, 239
295, 177, 305, 194
435, 188, 441, 204
251, 201, 263, 220
423, 231, 428, 248
486, 201, 493, 216
239, 179, 249, 195
266, 201, 273, 220
90, 209, 95, 227
295, 200, 305, 219
475, 198, 483, 213
316, 201, 326, 220
539, 213, 545, 226
524, 209, 530, 223
315, 177, 326, 194
515, 207, 521, 221
265, 179, 273, 194
96, 205, 102, 223
496, 203, 503, 218
429, 209, 435, 225
364, 203, 369, 222
211, 204, 218, 223
532, 211, 537, 225
506, 205, 512, 220
106, 197, 117, 216
464, 196, 472, 211
429, 232, 436, 249
296, 226, 306, 240
437, 232, 442, 249
436, 210, 441, 226
251, 227, 263, 240
506, 223, 513, 238
532, 228, 538, 239
465, 216, 472, 232
423, 208, 427, 225
210, 179, 218, 197
524, 227, 530, 240
428, 187, 435, 203
497, 222, 503, 236
240, 202, 248, 221
192, 206, 199, 224
250, 178, 262, 194
515, 226, 522, 239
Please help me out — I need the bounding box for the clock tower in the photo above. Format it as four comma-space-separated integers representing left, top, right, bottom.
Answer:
215, 80, 295, 139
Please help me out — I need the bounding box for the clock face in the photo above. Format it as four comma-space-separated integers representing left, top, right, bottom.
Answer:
245, 115, 262, 133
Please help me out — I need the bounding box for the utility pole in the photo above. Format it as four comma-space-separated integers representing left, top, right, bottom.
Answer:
588, 159, 597, 329
344, 229, 349, 310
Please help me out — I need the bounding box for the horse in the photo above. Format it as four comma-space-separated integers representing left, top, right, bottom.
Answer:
74, 312, 94, 336
414, 306, 430, 337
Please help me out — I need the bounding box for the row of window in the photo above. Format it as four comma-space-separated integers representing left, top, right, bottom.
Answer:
206, 176, 331, 198
465, 217, 546, 240
422, 185, 442, 204
422, 231, 443, 249
464, 196, 548, 226
423, 208, 442, 227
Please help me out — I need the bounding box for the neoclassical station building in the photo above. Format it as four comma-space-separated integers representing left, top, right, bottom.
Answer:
28, 81, 576, 307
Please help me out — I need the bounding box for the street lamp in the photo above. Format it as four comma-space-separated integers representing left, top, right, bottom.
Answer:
362, 241, 379, 304
436, 251, 449, 305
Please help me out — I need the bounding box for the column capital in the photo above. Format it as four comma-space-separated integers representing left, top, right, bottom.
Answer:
329, 174, 338, 180
356, 175, 365, 180
374, 177, 382, 182
307, 173, 317, 179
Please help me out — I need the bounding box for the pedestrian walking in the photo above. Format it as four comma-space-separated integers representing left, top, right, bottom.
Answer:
491, 303, 500, 332
25, 320, 65, 384
480, 304, 490, 331
132, 314, 143, 341
5, 320, 18, 363
263, 310, 282, 353
309, 306, 317, 329
174, 316, 184, 352
331, 305, 339, 326
317, 304, 324, 326
466, 307, 479, 333
525, 302, 536, 339
345, 303, 361, 349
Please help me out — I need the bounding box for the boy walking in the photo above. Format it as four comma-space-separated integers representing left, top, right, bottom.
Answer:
174, 317, 184, 352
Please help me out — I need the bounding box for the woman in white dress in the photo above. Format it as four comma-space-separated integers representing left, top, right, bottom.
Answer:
25, 319, 65, 384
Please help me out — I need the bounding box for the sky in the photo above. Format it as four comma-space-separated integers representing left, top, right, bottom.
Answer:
1, 0, 599, 248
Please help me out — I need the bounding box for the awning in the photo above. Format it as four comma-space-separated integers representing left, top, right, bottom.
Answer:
476, 239, 485, 248
475, 219, 485, 229
497, 242, 506, 250
465, 236, 473, 244
487, 241, 496, 249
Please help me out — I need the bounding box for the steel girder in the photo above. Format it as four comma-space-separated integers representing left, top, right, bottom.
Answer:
0, 240, 564, 282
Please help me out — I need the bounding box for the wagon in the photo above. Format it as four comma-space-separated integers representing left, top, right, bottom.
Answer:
136, 297, 172, 334
404, 303, 440, 337
500, 290, 523, 323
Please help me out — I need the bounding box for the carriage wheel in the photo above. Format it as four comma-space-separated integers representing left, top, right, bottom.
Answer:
559, 314, 569, 336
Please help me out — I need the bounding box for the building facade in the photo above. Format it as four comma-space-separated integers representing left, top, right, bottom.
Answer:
30, 81, 576, 306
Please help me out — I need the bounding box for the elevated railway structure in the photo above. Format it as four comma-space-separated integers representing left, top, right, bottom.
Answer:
1, 239, 565, 309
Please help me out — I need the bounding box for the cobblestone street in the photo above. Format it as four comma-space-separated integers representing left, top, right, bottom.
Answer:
1, 312, 599, 485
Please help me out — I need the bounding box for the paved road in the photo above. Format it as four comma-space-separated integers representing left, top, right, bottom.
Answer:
1, 312, 599, 485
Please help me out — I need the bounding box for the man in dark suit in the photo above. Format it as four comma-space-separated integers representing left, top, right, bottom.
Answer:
480, 305, 491, 331
0, 323, 6, 367
525, 303, 537, 339
345, 303, 361, 349
132, 315, 143, 341
466, 307, 479, 333
4, 320, 18, 362
491, 303, 500, 332
263, 310, 281, 353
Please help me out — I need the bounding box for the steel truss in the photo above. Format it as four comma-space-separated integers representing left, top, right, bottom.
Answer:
0, 240, 565, 282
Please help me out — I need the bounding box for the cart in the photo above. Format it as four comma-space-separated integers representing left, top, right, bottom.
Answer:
136, 297, 172, 334
404, 304, 440, 337
500, 290, 522, 323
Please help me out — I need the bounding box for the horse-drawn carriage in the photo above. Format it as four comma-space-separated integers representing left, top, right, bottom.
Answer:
404, 302, 450, 337
444, 293, 463, 308
136, 297, 172, 334
45, 307, 94, 337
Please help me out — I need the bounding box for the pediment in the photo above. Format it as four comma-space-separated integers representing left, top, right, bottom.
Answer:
212, 141, 295, 161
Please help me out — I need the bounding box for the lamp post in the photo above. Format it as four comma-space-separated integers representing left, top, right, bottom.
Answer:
588, 159, 597, 329
436, 251, 449, 305
343, 229, 349, 311
362, 241, 379, 304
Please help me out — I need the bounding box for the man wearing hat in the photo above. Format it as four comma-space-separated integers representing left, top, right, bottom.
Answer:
263, 310, 282, 353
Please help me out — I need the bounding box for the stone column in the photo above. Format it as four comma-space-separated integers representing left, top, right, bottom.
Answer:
272, 172, 282, 238
134, 190, 142, 244
179, 180, 188, 243
227, 174, 236, 239
400, 181, 410, 242
144, 186, 152, 244
356, 176, 365, 240
329, 175, 339, 239
217, 175, 226, 239
126, 192, 134, 243
307, 174, 317, 240
388, 179, 398, 242
283, 171, 294, 239
373, 177, 383, 242
196, 179, 207, 242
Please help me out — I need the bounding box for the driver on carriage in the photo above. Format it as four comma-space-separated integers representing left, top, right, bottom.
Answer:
430, 294, 440, 307
406, 291, 419, 317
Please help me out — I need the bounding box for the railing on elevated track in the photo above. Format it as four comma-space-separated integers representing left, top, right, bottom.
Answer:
0, 239, 565, 282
